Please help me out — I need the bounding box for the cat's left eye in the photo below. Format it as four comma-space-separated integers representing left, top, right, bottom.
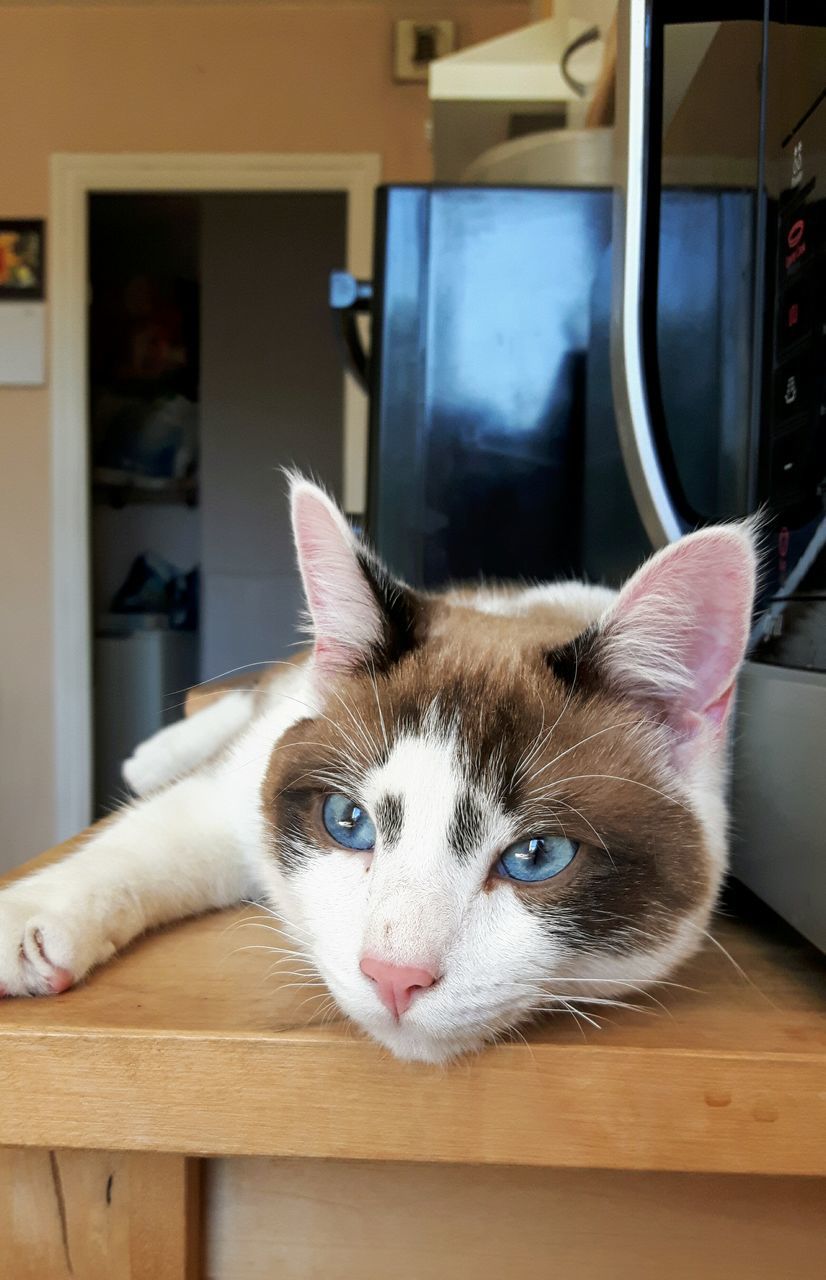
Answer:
496, 835, 579, 883
321, 793, 376, 851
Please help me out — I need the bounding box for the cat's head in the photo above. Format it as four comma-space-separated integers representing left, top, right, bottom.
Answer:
261, 478, 757, 1063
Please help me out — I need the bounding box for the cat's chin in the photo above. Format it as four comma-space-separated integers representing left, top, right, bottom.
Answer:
358, 1017, 491, 1065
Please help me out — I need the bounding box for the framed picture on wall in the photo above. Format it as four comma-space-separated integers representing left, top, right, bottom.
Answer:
0, 220, 45, 300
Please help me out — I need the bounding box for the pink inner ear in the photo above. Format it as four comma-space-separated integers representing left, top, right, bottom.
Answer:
703, 684, 736, 729
291, 482, 382, 676
604, 527, 756, 735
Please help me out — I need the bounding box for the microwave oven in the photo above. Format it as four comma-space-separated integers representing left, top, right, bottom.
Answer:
331, 1, 826, 947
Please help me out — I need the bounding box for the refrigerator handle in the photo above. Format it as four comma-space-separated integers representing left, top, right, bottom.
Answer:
329, 270, 373, 394
610, 0, 685, 548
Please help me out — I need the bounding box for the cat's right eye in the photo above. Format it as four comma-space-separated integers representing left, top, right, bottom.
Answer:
321, 793, 376, 851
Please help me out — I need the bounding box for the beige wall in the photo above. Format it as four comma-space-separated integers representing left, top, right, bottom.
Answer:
0, 2, 529, 868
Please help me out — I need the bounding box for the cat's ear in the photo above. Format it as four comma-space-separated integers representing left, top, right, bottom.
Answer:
289, 476, 423, 678
598, 523, 757, 744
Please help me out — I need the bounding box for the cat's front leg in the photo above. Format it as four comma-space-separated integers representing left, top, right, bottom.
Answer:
0, 773, 260, 997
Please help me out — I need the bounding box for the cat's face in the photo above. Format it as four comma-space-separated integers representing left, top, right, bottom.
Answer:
261, 481, 756, 1063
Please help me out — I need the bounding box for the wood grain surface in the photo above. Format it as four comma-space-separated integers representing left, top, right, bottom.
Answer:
0, 1148, 199, 1280
206, 1157, 826, 1280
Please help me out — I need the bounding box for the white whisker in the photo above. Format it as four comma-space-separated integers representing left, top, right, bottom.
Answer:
529, 722, 634, 785
534, 772, 689, 810
367, 657, 390, 755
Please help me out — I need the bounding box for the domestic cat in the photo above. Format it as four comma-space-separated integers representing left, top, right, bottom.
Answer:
0, 477, 757, 1063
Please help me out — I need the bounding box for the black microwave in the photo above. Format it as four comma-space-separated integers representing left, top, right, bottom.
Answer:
332, 1, 826, 946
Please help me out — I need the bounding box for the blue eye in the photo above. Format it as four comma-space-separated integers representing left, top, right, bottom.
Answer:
497, 835, 579, 883
322, 793, 376, 851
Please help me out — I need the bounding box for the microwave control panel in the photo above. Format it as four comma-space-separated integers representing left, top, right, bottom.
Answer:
768, 134, 825, 520
756, 62, 825, 674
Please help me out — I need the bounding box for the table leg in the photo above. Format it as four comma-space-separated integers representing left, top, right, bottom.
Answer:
0, 1147, 201, 1280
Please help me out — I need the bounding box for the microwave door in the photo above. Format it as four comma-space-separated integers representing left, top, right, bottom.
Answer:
611, 0, 685, 549
611, 0, 765, 547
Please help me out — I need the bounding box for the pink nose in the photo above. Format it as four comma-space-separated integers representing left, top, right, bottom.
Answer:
359, 957, 438, 1019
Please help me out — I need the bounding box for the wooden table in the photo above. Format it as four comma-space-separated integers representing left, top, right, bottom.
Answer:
1, 842, 825, 1279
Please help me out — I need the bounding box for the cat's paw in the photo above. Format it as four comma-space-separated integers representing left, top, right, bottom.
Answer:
123, 734, 176, 797
0, 896, 114, 997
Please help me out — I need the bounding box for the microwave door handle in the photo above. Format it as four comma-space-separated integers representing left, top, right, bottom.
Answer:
329, 271, 373, 394
610, 0, 684, 549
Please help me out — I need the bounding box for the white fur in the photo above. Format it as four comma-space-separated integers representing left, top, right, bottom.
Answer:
0, 482, 754, 1063
280, 714, 551, 1062
0, 772, 257, 996
450, 581, 618, 627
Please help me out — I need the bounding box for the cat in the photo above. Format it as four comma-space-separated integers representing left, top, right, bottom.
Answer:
0, 476, 757, 1063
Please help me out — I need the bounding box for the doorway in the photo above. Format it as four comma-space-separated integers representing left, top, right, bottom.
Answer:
89, 190, 348, 815
50, 153, 380, 836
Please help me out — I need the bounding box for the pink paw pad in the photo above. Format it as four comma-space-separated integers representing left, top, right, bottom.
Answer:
32, 929, 74, 995
47, 968, 74, 995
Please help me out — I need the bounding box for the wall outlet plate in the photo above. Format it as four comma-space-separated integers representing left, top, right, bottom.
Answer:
393, 20, 456, 82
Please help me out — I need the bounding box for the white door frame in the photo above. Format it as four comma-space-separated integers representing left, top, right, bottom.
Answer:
49, 151, 381, 841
